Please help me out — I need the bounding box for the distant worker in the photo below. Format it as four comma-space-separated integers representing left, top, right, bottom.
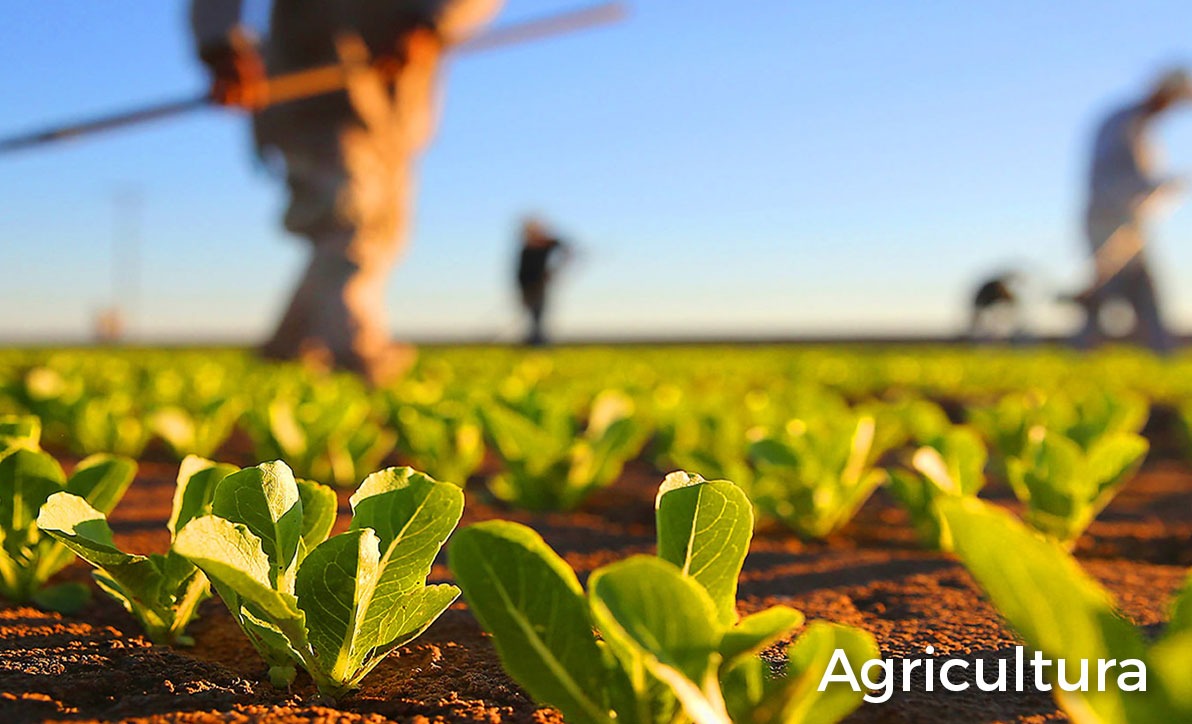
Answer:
191, 0, 503, 383
516, 217, 573, 346
1073, 69, 1191, 353
969, 272, 1021, 341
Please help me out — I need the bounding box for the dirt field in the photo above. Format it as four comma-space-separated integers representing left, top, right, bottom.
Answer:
1, 441, 1188, 723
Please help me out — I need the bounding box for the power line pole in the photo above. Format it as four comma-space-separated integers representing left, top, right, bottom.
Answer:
99, 185, 142, 343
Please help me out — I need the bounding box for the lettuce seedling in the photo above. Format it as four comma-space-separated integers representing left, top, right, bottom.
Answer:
1006, 427, 1147, 546
652, 391, 754, 488
969, 388, 1148, 478
748, 415, 888, 539
873, 397, 953, 448
37, 456, 242, 645
247, 392, 396, 488
72, 392, 153, 458
174, 461, 462, 699
887, 426, 987, 550
449, 472, 878, 724
479, 390, 647, 510
150, 397, 245, 460
387, 396, 484, 487
0, 442, 136, 612
941, 497, 1192, 723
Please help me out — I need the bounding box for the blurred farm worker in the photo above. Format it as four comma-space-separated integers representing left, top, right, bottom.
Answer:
968, 272, 1022, 342
191, 0, 502, 383
516, 217, 573, 346
1073, 69, 1191, 353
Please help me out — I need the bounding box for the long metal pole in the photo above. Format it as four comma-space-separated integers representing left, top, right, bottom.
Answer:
0, 2, 626, 156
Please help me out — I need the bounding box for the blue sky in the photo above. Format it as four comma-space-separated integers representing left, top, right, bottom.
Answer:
3, 1, 1192, 342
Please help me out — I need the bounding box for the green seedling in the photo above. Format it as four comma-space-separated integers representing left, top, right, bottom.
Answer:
72, 392, 153, 458
748, 415, 888, 539
969, 388, 1149, 478
0, 439, 136, 612
174, 461, 461, 699
479, 389, 647, 510
887, 425, 987, 550
450, 472, 878, 724
388, 396, 484, 486
1006, 427, 1147, 545
941, 497, 1192, 724
150, 396, 245, 460
37, 456, 242, 645
247, 394, 396, 488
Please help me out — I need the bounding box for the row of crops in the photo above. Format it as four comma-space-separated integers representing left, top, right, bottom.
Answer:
0, 347, 1181, 542
0, 346, 1190, 722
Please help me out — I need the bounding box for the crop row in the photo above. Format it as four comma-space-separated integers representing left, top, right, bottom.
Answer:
0, 349, 1172, 548
1, 419, 1189, 723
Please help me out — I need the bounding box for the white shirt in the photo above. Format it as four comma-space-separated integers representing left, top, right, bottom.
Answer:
1087, 100, 1164, 221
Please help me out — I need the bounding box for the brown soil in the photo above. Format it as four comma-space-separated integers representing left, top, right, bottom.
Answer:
1, 449, 1188, 724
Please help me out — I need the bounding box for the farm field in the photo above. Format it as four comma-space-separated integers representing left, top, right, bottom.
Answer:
0, 345, 1189, 723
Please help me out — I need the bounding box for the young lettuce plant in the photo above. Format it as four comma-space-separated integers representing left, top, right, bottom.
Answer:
36, 456, 242, 645
748, 414, 888, 539
1006, 426, 1147, 546
449, 472, 878, 724
71, 391, 153, 458
0, 441, 136, 612
940, 497, 1192, 723
479, 390, 647, 511
651, 387, 755, 489
174, 461, 462, 699
887, 425, 987, 550
247, 392, 396, 488
968, 388, 1148, 479
1042, 387, 1149, 451
387, 396, 485, 487
150, 396, 245, 460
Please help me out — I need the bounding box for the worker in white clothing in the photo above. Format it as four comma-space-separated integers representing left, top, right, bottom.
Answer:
191, 0, 502, 383
1074, 69, 1191, 352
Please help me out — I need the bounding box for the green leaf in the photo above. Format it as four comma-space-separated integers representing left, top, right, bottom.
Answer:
174, 515, 303, 624
210, 461, 304, 585
30, 581, 90, 614
479, 400, 566, 467
589, 556, 727, 724
349, 467, 462, 591
298, 523, 459, 697
939, 426, 988, 496
449, 521, 613, 724
297, 478, 337, 552
1149, 629, 1192, 716
0, 415, 41, 449
65, 454, 137, 515
0, 447, 65, 534
169, 455, 238, 538
37, 492, 175, 636
1009, 429, 1146, 544
347, 468, 462, 666
38, 492, 162, 591
656, 472, 754, 626
939, 497, 1146, 723
1086, 432, 1148, 506
363, 581, 458, 656
1167, 571, 1192, 640
718, 606, 805, 668
766, 622, 879, 724
295, 528, 381, 692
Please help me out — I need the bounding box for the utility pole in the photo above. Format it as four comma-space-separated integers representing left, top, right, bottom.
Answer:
96, 186, 142, 343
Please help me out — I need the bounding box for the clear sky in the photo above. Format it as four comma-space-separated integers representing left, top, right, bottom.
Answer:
3, 1, 1192, 342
